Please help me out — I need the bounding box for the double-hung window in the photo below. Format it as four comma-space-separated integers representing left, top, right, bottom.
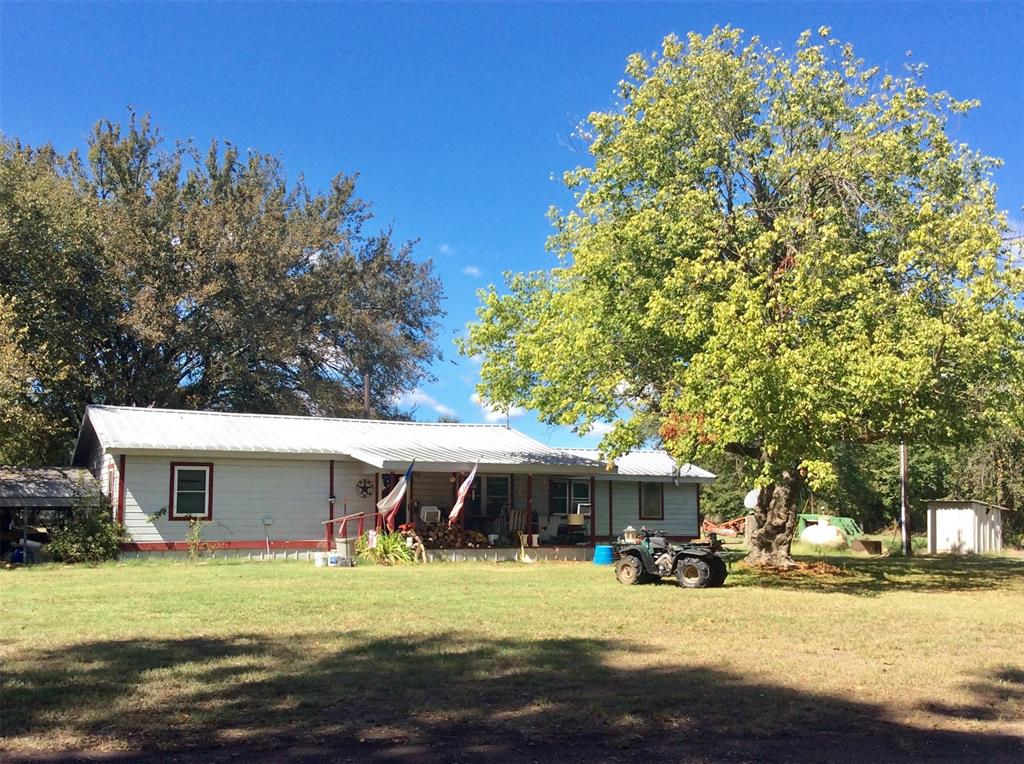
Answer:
483, 476, 510, 517
169, 463, 214, 520
639, 482, 663, 521
548, 479, 592, 515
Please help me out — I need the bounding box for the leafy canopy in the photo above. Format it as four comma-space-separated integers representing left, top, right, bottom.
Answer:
463, 27, 1023, 485
1, 112, 445, 463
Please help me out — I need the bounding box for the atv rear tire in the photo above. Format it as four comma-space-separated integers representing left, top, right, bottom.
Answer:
709, 556, 728, 587
615, 555, 643, 585
676, 556, 712, 588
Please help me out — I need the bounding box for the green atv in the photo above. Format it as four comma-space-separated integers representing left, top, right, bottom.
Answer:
613, 526, 728, 588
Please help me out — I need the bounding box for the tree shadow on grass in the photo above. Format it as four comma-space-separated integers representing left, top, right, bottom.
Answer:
2, 632, 1022, 762
727, 554, 1024, 597
922, 667, 1024, 723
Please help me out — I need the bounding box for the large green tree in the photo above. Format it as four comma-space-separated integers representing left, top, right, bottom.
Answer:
463, 28, 1023, 566
1, 112, 444, 463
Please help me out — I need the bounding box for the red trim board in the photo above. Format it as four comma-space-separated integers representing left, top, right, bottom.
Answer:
167, 462, 214, 521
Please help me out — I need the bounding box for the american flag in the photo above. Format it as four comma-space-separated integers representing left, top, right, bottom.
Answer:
448, 462, 478, 527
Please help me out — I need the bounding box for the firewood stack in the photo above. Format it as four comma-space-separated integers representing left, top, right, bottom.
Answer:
421, 522, 465, 549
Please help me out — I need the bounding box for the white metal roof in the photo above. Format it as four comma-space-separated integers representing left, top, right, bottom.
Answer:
561, 448, 716, 483
77, 405, 604, 474
75, 406, 715, 479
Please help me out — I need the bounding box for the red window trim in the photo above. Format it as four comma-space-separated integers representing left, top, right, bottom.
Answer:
168, 462, 214, 521
638, 481, 665, 521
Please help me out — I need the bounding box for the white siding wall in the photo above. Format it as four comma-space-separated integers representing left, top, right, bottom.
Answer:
333, 460, 378, 521
932, 507, 975, 553
928, 503, 1007, 554
593, 480, 611, 537
113, 453, 704, 545
662, 483, 700, 537
410, 471, 452, 509
609, 481, 699, 538
99, 453, 115, 497
610, 481, 639, 536
121, 455, 375, 544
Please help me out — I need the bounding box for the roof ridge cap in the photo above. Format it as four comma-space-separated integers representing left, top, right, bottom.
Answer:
88, 404, 509, 428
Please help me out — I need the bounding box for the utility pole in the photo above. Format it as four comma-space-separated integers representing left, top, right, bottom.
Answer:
899, 440, 911, 555
363, 372, 371, 419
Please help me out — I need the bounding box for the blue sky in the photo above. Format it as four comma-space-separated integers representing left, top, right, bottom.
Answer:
2, 1, 1022, 446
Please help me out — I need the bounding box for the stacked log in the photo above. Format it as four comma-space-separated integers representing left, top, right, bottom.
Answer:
422, 523, 465, 549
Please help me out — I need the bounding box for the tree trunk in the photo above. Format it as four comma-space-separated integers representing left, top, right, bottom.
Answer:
745, 466, 804, 569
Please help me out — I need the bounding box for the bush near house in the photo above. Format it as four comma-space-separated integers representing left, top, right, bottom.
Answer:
47, 503, 124, 563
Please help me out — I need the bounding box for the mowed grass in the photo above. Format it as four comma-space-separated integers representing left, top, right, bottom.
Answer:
2, 554, 1023, 761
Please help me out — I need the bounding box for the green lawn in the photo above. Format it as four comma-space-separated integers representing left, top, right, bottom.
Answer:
2, 554, 1023, 762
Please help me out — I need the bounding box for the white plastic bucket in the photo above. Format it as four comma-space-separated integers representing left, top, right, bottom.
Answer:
314, 552, 326, 568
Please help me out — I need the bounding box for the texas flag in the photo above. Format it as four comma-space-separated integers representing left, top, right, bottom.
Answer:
378, 461, 415, 531
448, 461, 479, 527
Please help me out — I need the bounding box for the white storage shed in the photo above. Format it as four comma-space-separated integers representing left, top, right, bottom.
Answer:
926, 500, 1012, 554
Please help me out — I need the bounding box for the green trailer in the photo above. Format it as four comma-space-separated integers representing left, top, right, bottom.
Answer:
796, 514, 864, 539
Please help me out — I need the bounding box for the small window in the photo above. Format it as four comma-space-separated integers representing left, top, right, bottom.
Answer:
169, 463, 213, 520
640, 482, 663, 520
570, 480, 591, 515
484, 476, 510, 517
549, 480, 568, 514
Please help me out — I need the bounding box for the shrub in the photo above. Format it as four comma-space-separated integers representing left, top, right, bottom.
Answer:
48, 502, 125, 563
356, 530, 415, 565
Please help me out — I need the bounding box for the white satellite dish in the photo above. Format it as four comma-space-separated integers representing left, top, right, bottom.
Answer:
743, 488, 760, 510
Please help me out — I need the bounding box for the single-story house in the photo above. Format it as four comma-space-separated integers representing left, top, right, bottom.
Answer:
71, 405, 714, 555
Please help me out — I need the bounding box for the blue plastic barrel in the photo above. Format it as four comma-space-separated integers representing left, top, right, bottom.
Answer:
592, 544, 614, 565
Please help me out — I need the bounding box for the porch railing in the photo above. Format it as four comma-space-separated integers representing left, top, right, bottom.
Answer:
322, 511, 382, 551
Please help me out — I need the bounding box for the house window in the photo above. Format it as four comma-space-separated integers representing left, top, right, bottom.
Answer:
169, 463, 213, 520
639, 482, 664, 520
571, 480, 591, 515
549, 480, 568, 514
483, 476, 510, 517
548, 479, 591, 515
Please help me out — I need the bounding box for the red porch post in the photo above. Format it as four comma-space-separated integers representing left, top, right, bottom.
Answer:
608, 478, 613, 539
526, 474, 533, 538
116, 455, 127, 525
406, 470, 414, 526
590, 475, 596, 546
328, 459, 335, 523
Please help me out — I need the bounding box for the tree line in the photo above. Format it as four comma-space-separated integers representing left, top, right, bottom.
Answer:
1, 112, 444, 465
701, 434, 1024, 544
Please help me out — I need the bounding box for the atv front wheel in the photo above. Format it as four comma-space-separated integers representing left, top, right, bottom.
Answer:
615, 555, 643, 585
676, 556, 712, 588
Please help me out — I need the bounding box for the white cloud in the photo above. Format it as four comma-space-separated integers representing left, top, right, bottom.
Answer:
438, 243, 453, 255
462, 265, 483, 278
394, 388, 458, 419
582, 421, 614, 439
471, 392, 525, 423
